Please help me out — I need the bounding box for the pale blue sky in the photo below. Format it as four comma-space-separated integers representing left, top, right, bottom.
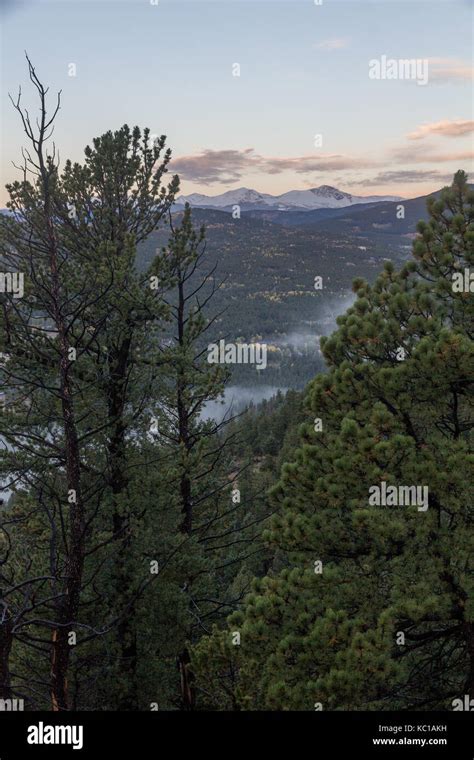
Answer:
1, 0, 473, 205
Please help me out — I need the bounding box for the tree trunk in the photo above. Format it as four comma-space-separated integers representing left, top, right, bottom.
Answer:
107, 335, 138, 710
177, 274, 193, 535
178, 648, 195, 710
0, 603, 13, 700
48, 256, 86, 712
39, 149, 85, 712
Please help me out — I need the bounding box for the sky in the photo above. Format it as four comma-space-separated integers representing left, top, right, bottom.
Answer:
0, 0, 473, 206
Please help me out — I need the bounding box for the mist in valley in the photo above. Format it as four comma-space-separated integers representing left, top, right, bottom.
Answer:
202, 291, 357, 422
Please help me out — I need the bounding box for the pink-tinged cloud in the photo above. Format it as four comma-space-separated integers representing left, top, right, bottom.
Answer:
169, 149, 255, 184
170, 149, 377, 184
348, 170, 454, 187
407, 120, 474, 140
427, 58, 474, 82
260, 154, 376, 174
314, 38, 348, 51
391, 144, 474, 164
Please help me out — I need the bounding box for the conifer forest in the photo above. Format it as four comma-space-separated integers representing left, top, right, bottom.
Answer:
0, 1, 473, 755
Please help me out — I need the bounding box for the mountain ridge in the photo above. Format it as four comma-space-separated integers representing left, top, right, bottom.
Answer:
175, 184, 402, 212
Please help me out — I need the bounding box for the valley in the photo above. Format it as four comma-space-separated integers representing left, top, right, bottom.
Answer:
138, 190, 432, 388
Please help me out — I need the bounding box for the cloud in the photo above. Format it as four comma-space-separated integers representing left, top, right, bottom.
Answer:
171, 149, 376, 184
314, 38, 348, 51
259, 154, 376, 174
171, 141, 472, 188
349, 170, 453, 187
407, 120, 474, 140
170, 149, 256, 184
391, 144, 474, 164
427, 57, 473, 82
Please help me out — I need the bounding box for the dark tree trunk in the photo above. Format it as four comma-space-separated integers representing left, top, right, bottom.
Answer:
0, 604, 13, 700
48, 221, 85, 713
178, 648, 195, 710
176, 275, 193, 535
107, 335, 139, 710
36, 109, 85, 712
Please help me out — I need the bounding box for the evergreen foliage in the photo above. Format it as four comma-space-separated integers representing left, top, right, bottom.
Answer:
191, 171, 474, 711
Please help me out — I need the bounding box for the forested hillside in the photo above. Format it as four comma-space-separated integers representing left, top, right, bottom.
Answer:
138, 207, 413, 387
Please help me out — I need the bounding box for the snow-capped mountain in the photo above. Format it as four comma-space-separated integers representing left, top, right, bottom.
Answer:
175, 185, 402, 212
178, 188, 275, 209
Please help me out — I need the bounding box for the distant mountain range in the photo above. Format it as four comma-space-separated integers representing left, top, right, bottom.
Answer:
175, 185, 402, 212
244, 192, 434, 235
4, 184, 467, 241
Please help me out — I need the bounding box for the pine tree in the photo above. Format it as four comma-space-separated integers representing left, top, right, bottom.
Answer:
0, 57, 180, 709
42, 115, 184, 711
0, 56, 106, 710
191, 171, 474, 711
133, 207, 271, 709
